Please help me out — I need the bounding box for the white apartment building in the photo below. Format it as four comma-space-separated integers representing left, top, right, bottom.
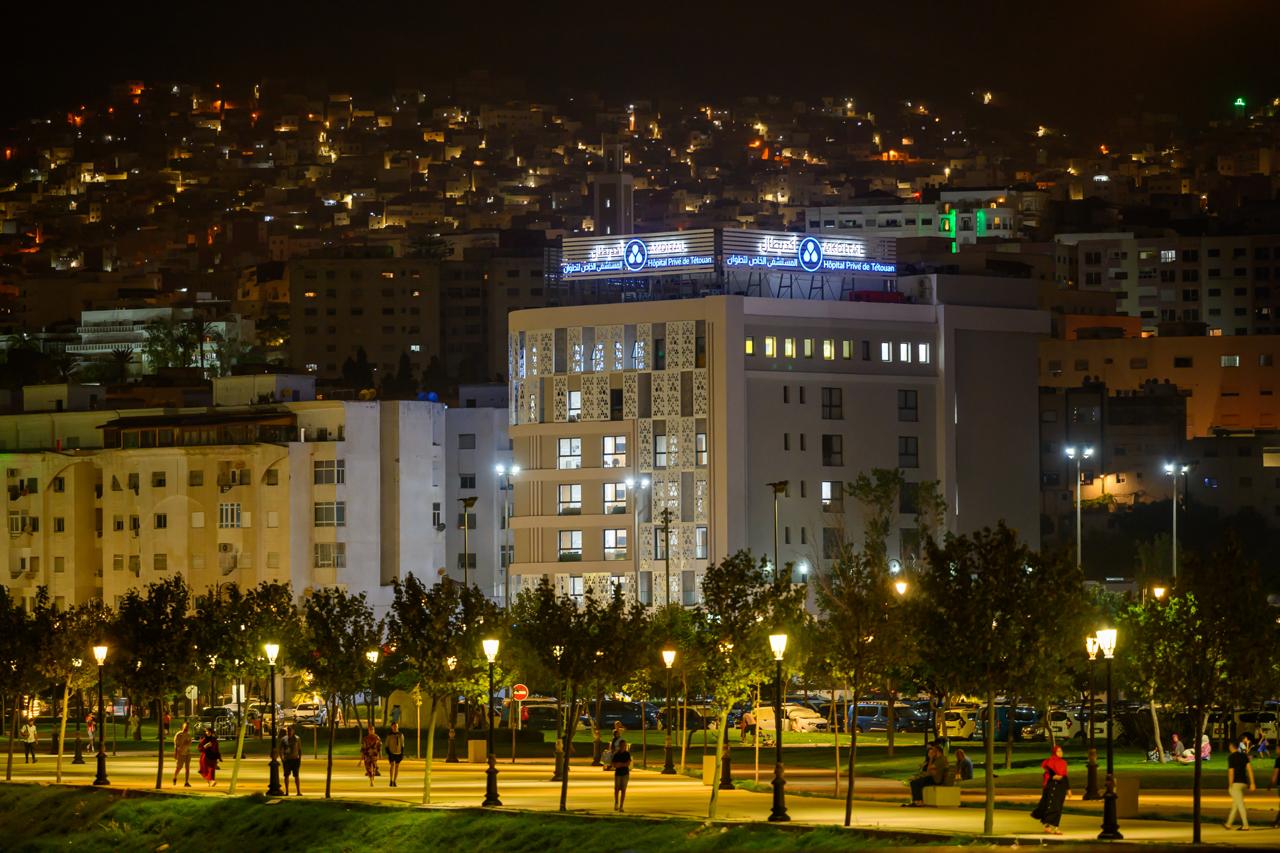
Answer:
505, 280, 1045, 608
65, 307, 253, 374
805, 197, 1019, 248
0, 378, 453, 618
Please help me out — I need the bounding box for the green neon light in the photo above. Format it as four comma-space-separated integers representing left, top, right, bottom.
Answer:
1234, 97, 1246, 108
976, 209, 987, 238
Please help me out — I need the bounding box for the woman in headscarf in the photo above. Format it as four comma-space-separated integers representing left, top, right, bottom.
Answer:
1200, 733, 1212, 762
1030, 743, 1070, 834
360, 723, 382, 786
198, 726, 221, 786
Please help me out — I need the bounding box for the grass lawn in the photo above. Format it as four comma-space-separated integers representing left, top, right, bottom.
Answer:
0, 784, 938, 852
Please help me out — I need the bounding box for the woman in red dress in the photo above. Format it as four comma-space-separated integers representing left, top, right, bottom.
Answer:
1030, 743, 1070, 834
198, 727, 222, 786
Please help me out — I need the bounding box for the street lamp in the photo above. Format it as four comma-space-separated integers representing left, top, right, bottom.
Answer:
718, 641, 736, 791
482, 638, 501, 807
495, 464, 520, 609
71, 657, 86, 764
445, 656, 460, 763
767, 481, 788, 583
264, 642, 283, 797
661, 648, 676, 775
1083, 635, 1100, 800
551, 645, 565, 781
1064, 446, 1094, 572
459, 496, 478, 587
625, 476, 651, 605
92, 644, 109, 786
768, 632, 789, 822
894, 579, 908, 597
1163, 462, 1188, 580
1096, 628, 1122, 840
1152, 585, 1167, 601
365, 649, 379, 725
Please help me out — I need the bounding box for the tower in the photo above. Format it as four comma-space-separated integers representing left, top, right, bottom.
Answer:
591, 139, 633, 236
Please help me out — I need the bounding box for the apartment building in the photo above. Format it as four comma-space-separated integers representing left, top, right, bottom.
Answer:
0, 376, 454, 618
1053, 232, 1280, 335
505, 280, 1045, 608
805, 195, 1020, 248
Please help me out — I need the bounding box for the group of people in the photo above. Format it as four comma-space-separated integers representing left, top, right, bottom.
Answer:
168, 720, 303, 793
358, 722, 405, 787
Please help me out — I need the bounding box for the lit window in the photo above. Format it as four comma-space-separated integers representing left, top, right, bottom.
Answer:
313, 501, 346, 527
654, 434, 668, 467
783, 338, 796, 358
410, 344, 421, 352
558, 530, 583, 559
558, 438, 582, 469
880, 342, 893, 362
899, 342, 913, 363
1221, 355, 1240, 367
821, 480, 843, 511
917, 343, 931, 364
695, 526, 709, 559
696, 433, 708, 466
567, 390, 582, 420
822, 339, 835, 360
314, 542, 346, 568
842, 340, 852, 359
603, 435, 627, 467
604, 529, 628, 560
745, 336, 755, 355
604, 482, 628, 514
218, 503, 242, 529
803, 339, 814, 358
558, 484, 582, 514
764, 336, 777, 357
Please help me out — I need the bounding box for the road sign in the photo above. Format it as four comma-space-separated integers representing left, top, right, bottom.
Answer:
184, 685, 198, 701
512, 683, 529, 702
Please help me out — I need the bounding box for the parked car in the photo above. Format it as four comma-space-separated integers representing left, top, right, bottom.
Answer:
811, 702, 847, 733
199, 706, 238, 736
292, 702, 328, 726
1048, 708, 1122, 742
582, 700, 661, 731
1211, 710, 1278, 744
754, 703, 830, 733
658, 706, 719, 731
941, 708, 979, 740
847, 703, 918, 733
974, 706, 1040, 742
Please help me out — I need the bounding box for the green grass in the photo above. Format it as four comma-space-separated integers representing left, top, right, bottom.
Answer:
0, 784, 941, 852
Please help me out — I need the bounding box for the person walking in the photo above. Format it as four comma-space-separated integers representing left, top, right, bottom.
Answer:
198, 727, 222, 786
172, 722, 192, 786
86, 713, 96, 752
1030, 744, 1070, 834
612, 739, 633, 812
604, 721, 624, 772
384, 722, 404, 788
282, 724, 302, 796
1224, 740, 1255, 831
20, 717, 38, 763
360, 723, 382, 786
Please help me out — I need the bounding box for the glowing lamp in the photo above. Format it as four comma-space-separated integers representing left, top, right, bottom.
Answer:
264, 643, 280, 665
1095, 628, 1117, 660
483, 638, 500, 664
92, 645, 108, 666
769, 633, 788, 661
661, 648, 676, 669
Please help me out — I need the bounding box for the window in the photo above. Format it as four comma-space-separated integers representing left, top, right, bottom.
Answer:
695, 433, 708, 466
568, 575, 584, 601
127, 473, 139, 492
745, 336, 755, 355
458, 433, 476, 449
783, 433, 790, 451
567, 390, 582, 420
313, 459, 346, 484
821, 480, 843, 511
783, 385, 789, 404
154, 513, 167, 529
1221, 355, 1240, 367
558, 437, 582, 469
821, 434, 843, 466
314, 543, 346, 568
803, 338, 814, 358
682, 570, 697, 605
900, 482, 920, 515
898, 436, 919, 468
654, 434, 668, 467
129, 556, 140, 574
603, 435, 627, 467
457, 510, 477, 530
54, 557, 64, 573
218, 503, 242, 529
783, 338, 796, 358
1129, 357, 1148, 369
604, 482, 628, 514
821, 387, 843, 419
313, 501, 346, 527
151, 471, 166, 488
52, 476, 64, 493
432, 502, 442, 527
822, 339, 835, 360
842, 340, 852, 359
191, 512, 204, 529
898, 389, 918, 422
112, 554, 123, 572
188, 470, 203, 487
880, 342, 892, 362
604, 529, 628, 560
153, 553, 167, 571
558, 484, 582, 514
899, 342, 913, 363
1173, 356, 1193, 368
558, 530, 583, 559
764, 336, 776, 357
639, 571, 653, 605
695, 526, 709, 559
917, 343, 931, 364
264, 468, 279, 486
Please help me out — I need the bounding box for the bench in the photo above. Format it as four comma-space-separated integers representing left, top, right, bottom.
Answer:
922, 766, 960, 807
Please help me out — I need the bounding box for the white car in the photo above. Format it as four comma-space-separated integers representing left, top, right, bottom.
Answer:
1049, 709, 1121, 742
293, 702, 328, 726
754, 703, 830, 733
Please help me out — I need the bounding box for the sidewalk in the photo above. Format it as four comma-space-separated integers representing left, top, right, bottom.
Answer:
6, 754, 1279, 846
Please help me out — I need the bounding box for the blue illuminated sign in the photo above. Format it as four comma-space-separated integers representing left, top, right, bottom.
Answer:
623, 239, 648, 272
722, 231, 897, 275
798, 236, 823, 272
559, 231, 717, 279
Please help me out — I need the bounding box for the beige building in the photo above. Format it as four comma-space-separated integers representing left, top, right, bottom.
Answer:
506, 280, 1046, 608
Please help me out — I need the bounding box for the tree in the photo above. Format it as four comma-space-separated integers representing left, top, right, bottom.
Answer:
0, 587, 43, 781
141, 318, 197, 370
37, 598, 111, 782
300, 588, 380, 798
110, 576, 195, 789
696, 551, 807, 818
341, 347, 374, 390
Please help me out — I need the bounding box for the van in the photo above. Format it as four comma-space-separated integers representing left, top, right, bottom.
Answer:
942, 709, 978, 740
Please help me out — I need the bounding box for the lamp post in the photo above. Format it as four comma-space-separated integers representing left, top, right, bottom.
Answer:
551, 645, 565, 782
365, 648, 379, 727
625, 476, 651, 605
445, 656, 459, 763
1083, 635, 1100, 800
459, 496, 478, 587
92, 644, 109, 786
767, 481, 788, 583
661, 648, 676, 775
658, 507, 674, 608
1064, 446, 1094, 572
482, 638, 502, 806
1152, 585, 1166, 601
1096, 628, 1122, 840
265, 643, 283, 797
718, 641, 735, 791
71, 658, 85, 764
1163, 462, 1188, 580
495, 464, 520, 609
768, 632, 789, 822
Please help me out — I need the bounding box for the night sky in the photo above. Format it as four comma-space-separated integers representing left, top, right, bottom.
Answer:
1, 0, 1275, 126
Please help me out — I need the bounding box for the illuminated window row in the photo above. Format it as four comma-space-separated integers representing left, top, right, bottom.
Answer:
747, 335, 931, 364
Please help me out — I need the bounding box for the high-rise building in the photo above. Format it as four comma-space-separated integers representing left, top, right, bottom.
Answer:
590, 141, 633, 237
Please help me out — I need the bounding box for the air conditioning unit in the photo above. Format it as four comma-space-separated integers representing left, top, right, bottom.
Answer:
218, 542, 235, 553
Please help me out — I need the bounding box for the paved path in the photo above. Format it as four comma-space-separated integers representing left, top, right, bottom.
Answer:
6, 752, 1280, 846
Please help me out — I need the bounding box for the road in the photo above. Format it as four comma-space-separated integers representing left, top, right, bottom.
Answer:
6, 749, 1279, 845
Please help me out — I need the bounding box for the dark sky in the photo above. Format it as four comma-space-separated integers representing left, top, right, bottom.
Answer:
2, 0, 1276, 125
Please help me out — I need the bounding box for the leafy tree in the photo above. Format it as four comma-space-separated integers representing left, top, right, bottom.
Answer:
109, 576, 195, 789
141, 318, 197, 370
341, 346, 375, 390
300, 588, 380, 798
0, 588, 43, 781
37, 598, 111, 782
695, 551, 807, 818
580, 589, 651, 767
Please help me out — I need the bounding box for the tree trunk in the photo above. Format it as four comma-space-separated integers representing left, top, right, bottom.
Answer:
1192, 704, 1203, 843
640, 698, 647, 768
421, 695, 438, 804
154, 697, 165, 790
591, 691, 603, 765
559, 685, 578, 811
227, 702, 250, 794
352, 695, 364, 730
983, 690, 995, 835
1004, 694, 1016, 770
754, 684, 761, 783
1045, 701, 1056, 749
56, 676, 71, 783
325, 695, 338, 799
832, 679, 840, 797
706, 708, 730, 818
885, 678, 896, 758
551, 681, 565, 781
843, 676, 859, 827
6, 702, 18, 781
1149, 698, 1165, 763
678, 669, 688, 773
